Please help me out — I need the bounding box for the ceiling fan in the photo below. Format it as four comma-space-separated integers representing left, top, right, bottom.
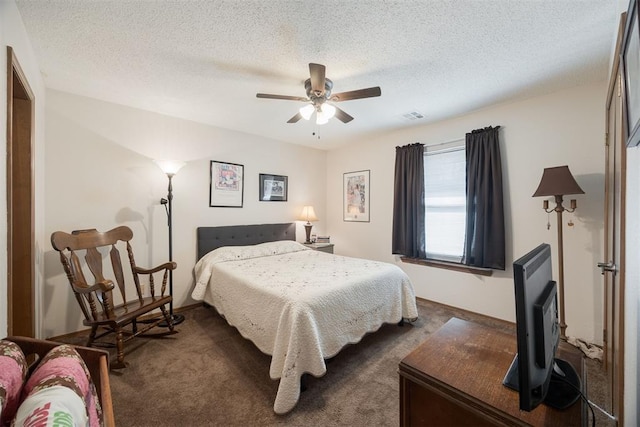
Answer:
256, 63, 381, 125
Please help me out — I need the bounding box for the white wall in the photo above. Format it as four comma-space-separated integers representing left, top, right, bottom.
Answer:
327, 82, 606, 343
43, 90, 327, 337
0, 0, 46, 338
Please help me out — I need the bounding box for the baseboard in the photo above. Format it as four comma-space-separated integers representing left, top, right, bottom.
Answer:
46, 303, 202, 342
415, 296, 515, 329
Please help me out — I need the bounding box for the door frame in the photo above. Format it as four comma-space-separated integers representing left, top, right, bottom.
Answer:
6, 46, 36, 337
604, 12, 627, 425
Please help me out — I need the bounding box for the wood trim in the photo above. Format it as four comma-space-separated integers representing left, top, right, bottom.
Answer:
618, 85, 627, 427
400, 256, 493, 276
607, 12, 627, 113
6, 48, 12, 335
6, 46, 36, 337
604, 12, 627, 424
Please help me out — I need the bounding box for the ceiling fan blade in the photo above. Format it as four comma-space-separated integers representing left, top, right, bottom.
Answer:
334, 106, 354, 123
309, 63, 326, 94
330, 86, 381, 102
257, 93, 308, 101
287, 112, 302, 123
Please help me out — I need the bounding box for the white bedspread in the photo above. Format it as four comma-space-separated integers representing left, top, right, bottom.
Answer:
192, 241, 418, 414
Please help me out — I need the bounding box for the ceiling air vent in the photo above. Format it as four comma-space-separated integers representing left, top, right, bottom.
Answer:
402, 111, 424, 121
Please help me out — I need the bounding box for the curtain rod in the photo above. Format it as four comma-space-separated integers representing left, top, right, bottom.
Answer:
426, 126, 502, 148
427, 137, 464, 147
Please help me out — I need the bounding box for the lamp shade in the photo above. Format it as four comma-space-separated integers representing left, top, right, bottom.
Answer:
298, 205, 318, 222
532, 166, 584, 197
316, 111, 329, 125
155, 159, 186, 175
321, 103, 336, 119
299, 104, 314, 120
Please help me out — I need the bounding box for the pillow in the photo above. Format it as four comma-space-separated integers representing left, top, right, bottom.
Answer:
192, 240, 310, 301
0, 340, 28, 425
13, 385, 88, 427
18, 345, 102, 427
256, 240, 309, 256
198, 240, 309, 266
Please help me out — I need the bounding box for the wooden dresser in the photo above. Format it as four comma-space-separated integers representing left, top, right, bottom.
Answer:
399, 318, 585, 426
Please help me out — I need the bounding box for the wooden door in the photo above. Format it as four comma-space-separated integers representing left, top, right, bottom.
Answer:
602, 14, 626, 424
6, 47, 35, 337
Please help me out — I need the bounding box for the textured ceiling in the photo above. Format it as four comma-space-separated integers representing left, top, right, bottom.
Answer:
15, 0, 618, 150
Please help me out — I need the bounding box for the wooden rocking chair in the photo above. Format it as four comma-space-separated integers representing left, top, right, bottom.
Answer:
51, 226, 177, 368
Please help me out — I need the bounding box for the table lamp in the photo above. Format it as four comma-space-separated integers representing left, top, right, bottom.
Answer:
298, 205, 318, 244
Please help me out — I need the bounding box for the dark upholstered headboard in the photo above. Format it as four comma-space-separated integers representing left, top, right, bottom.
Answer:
196, 223, 296, 260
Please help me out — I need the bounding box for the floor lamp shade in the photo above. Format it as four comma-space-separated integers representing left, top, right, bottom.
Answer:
155, 159, 186, 176
298, 206, 318, 244
532, 165, 583, 339
532, 166, 584, 198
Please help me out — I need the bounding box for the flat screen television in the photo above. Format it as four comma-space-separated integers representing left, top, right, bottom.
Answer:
503, 243, 581, 411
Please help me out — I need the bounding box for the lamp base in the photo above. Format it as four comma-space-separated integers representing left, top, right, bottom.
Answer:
159, 313, 185, 328
304, 223, 313, 244
559, 320, 567, 341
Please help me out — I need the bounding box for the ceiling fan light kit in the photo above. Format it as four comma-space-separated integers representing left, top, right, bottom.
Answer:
310, 103, 336, 125
299, 104, 315, 120
256, 63, 381, 125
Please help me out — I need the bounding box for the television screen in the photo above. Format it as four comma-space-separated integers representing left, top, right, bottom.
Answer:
503, 243, 581, 411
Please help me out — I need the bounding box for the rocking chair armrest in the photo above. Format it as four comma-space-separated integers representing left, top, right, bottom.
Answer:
134, 261, 177, 275
72, 279, 114, 294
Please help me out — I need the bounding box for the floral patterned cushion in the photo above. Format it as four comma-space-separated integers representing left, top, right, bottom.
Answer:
0, 340, 28, 426
13, 386, 88, 427
19, 345, 102, 427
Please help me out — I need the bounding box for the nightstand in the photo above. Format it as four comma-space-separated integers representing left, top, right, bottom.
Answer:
303, 243, 334, 254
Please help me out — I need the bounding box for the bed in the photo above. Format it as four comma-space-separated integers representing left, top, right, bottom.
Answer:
192, 223, 418, 414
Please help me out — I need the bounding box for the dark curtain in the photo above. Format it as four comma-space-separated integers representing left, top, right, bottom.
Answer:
392, 143, 426, 258
462, 126, 505, 269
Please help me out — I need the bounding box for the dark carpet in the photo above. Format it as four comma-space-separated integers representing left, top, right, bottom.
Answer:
60, 299, 613, 426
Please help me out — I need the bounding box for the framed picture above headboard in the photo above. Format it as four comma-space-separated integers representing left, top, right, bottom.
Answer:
209, 160, 244, 207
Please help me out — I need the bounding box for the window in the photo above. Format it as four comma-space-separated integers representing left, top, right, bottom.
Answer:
424, 142, 466, 263
393, 127, 503, 272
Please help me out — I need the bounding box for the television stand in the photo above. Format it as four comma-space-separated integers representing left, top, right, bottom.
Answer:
399, 318, 586, 426
503, 355, 581, 411
547, 358, 581, 409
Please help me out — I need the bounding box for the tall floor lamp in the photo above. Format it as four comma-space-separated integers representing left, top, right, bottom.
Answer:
532, 165, 584, 339
155, 160, 186, 326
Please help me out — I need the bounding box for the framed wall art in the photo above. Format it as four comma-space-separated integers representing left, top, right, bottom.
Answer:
259, 173, 288, 201
622, 0, 640, 146
343, 170, 370, 222
209, 160, 244, 207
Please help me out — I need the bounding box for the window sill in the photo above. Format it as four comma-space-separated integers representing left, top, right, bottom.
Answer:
399, 257, 493, 276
